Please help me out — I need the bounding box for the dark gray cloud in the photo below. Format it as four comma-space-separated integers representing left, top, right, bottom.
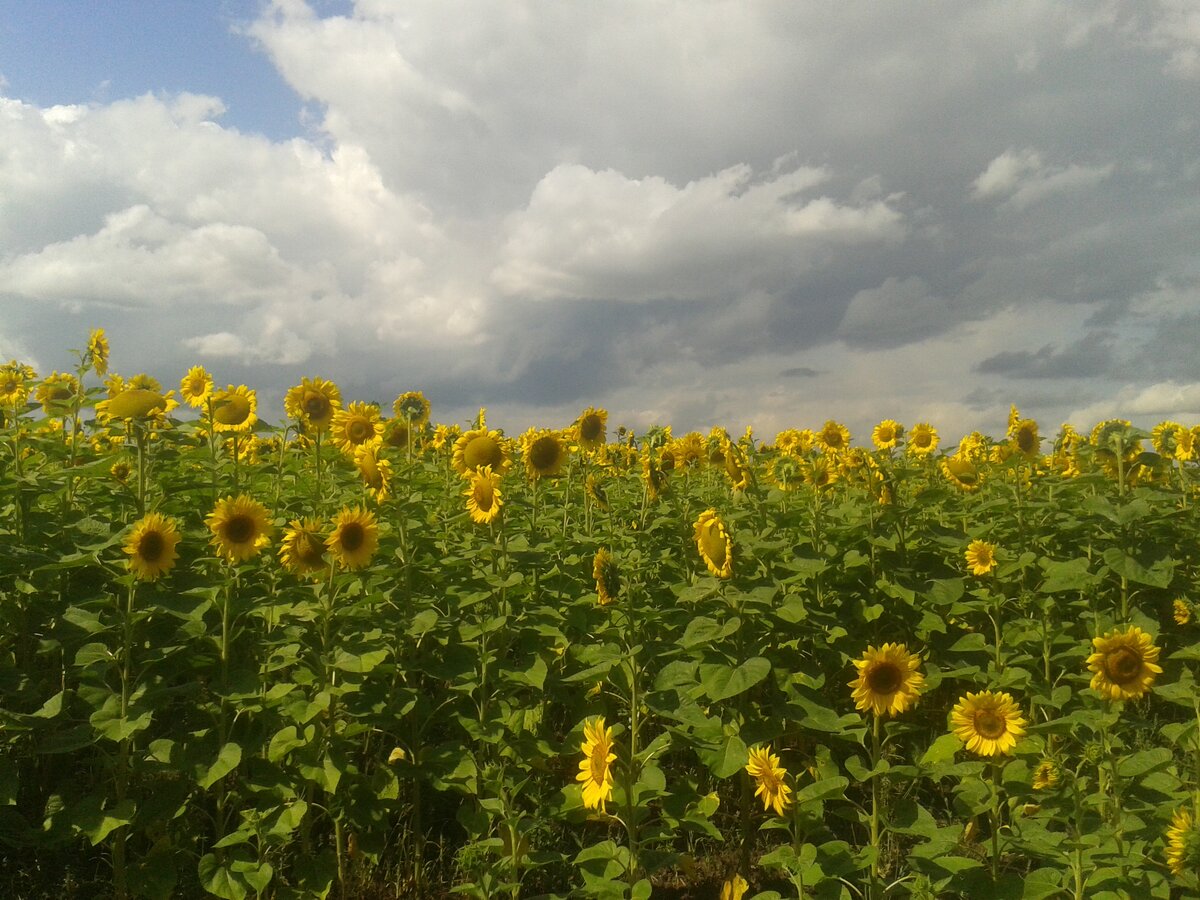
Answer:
976, 331, 1117, 378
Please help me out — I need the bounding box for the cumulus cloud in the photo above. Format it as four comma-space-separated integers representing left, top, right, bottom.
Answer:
837, 277, 954, 348
972, 148, 1114, 210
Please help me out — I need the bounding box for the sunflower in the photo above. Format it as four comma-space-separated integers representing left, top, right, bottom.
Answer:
381, 417, 411, 450
941, 455, 982, 492
87, 328, 109, 377
0, 363, 30, 408
849, 643, 925, 717
390, 390, 430, 427
179, 366, 213, 408
964, 540, 998, 576
1087, 625, 1162, 701
1009, 418, 1040, 458
279, 517, 328, 577
453, 427, 510, 477
906, 422, 939, 457
1032, 760, 1060, 791
326, 506, 380, 570
98, 387, 169, 423
724, 443, 752, 492
585, 473, 609, 511
331, 402, 383, 456
719, 875, 748, 900
1165, 806, 1199, 876
576, 717, 616, 813
770, 454, 805, 491
642, 453, 669, 500
1174, 599, 1192, 626
123, 512, 181, 581
127, 373, 162, 392
207, 495, 271, 563
355, 444, 392, 502
745, 745, 792, 817
36, 372, 79, 414
950, 691, 1026, 757
593, 548, 620, 606
694, 508, 733, 579
211, 385, 257, 434
872, 419, 903, 451
774, 428, 812, 456
575, 407, 608, 451
1176, 427, 1198, 462
805, 456, 839, 490
817, 420, 850, 454
523, 428, 569, 479
465, 465, 503, 524
110, 460, 132, 483
431, 423, 460, 451
284, 377, 342, 431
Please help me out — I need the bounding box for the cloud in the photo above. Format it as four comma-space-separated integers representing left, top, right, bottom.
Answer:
1070, 381, 1200, 426
975, 330, 1116, 378
837, 277, 954, 348
972, 148, 1114, 209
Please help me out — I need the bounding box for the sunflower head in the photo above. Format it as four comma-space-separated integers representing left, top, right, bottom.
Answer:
1165, 806, 1200, 876
593, 548, 620, 606
453, 427, 509, 477
723, 444, 752, 492
950, 690, 1026, 757
1087, 625, 1162, 701
124, 512, 181, 581
36, 372, 79, 414
817, 420, 850, 454
326, 506, 380, 570
523, 428, 569, 480
907, 422, 939, 457
941, 455, 982, 492
279, 517, 329, 578
99, 388, 168, 422
872, 419, 903, 451
770, 454, 805, 491
1032, 759, 1060, 791
210, 385, 258, 434
355, 444, 392, 502
87, 328, 110, 377
642, 453, 669, 500
745, 745, 792, 817
332, 402, 383, 455
849, 643, 925, 717
964, 540, 998, 576
1010, 419, 1040, 458
575, 407, 608, 451
179, 366, 213, 408
694, 508, 733, 579
1173, 598, 1192, 626
585, 473, 609, 511
206, 494, 271, 563
285, 377, 342, 430
465, 465, 503, 524
576, 717, 616, 813
805, 456, 839, 490
392, 390, 431, 426
0, 362, 32, 409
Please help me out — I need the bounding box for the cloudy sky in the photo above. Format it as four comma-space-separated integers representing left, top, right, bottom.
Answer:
2, 1, 1198, 440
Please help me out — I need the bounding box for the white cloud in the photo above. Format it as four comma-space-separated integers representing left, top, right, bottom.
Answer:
972, 148, 1114, 209
1070, 381, 1200, 425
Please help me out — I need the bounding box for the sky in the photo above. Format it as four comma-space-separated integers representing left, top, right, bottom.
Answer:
1, 1, 1199, 441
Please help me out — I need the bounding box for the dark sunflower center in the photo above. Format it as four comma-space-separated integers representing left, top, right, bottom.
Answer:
399, 399, 423, 421
1017, 427, 1036, 454
589, 745, 609, 783
879, 426, 895, 442
303, 392, 330, 420
298, 535, 326, 567
581, 415, 603, 442
823, 428, 844, 448
138, 531, 165, 562
340, 523, 365, 553
866, 662, 903, 695
700, 528, 727, 567
530, 437, 561, 471
474, 482, 495, 510
214, 395, 251, 425
464, 436, 500, 469
1104, 647, 1143, 684
224, 515, 255, 545
348, 420, 370, 442
973, 709, 1006, 739
913, 431, 931, 448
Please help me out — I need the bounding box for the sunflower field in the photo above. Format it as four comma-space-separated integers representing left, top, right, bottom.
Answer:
2, 331, 1200, 899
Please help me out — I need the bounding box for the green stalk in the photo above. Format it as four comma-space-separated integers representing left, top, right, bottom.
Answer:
869, 714, 882, 900
990, 762, 1002, 883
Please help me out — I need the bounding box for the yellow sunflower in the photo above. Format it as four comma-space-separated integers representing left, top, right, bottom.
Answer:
576, 717, 616, 813
392, 390, 431, 427
431, 423, 460, 451
110, 460, 132, 484
1009, 418, 1040, 458
770, 454, 805, 491
724, 443, 752, 492
906, 422, 939, 457
279, 517, 328, 577
326, 506, 380, 570
585, 473, 610, 511
523, 428, 570, 479
575, 407, 608, 451
964, 540, 998, 576
1032, 760, 1060, 791
453, 427, 510, 477
745, 745, 792, 817
1165, 806, 1198, 876
719, 875, 748, 900
849, 643, 925, 717
950, 690, 1026, 757
694, 508, 733, 579
593, 548, 620, 606
123, 512, 181, 581
1176, 427, 1198, 462
210, 385, 257, 434
872, 419, 903, 451
36, 371, 79, 414
331, 401, 383, 456
207, 495, 271, 563
98, 388, 167, 422
355, 444, 392, 502
805, 456, 839, 490
1087, 625, 1162, 701
941, 455, 982, 492
1174, 599, 1192, 625
0, 363, 30, 408
817, 419, 850, 454
284, 377, 342, 431
643, 452, 669, 500
179, 366, 213, 408
465, 465, 503, 524
87, 328, 109, 377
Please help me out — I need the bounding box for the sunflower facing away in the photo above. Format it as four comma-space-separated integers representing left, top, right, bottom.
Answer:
326, 506, 380, 570
210, 385, 258, 434
849, 643, 925, 717
124, 512, 181, 581
179, 366, 213, 408
284, 377, 342, 431
465, 465, 503, 525
523, 428, 569, 480
331, 401, 383, 455
392, 390, 431, 427
694, 508, 733, 578
1087, 625, 1162, 701
1165, 806, 1199, 876
575, 407, 608, 452
453, 427, 510, 477
593, 548, 620, 606
207, 494, 271, 563
36, 371, 79, 414
99, 388, 168, 422
746, 745, 792, 817
576, 717, 616, 813
964, 540, 998, 576
950, 690, 1027, 757
279, 518, 328, 578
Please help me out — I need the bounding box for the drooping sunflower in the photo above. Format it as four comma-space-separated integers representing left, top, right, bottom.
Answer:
694, 508, 733, 579
326, 506, 380, 570
593, 548, 620, 606
179, 366, 213, 408
745, 745, 792, 817
392, 390, 431, 427
331, 401, 383, 456
1032, 760, 1060, 791
950, 690, 1027, 757
941, 454, 982, 492
523, 428, 570, 480
575, 407, 608, 452
872, 419, 903, 451
453, 427, 510, 477
207, 495, 271, 563
817, 420, 850, 454
87, 328, 109, 377
719, 875, 748, 900
849, 643, 925, 717
123, 512, 181, 581
1165, 806, 1199, 877
724, 443, 752, 492
964, 540, 998, 576
1174, 598, 1192, 625
1009, 418, 1040, 458
355, 444, 392, 502
279, 517, 328, 578
1087, 625, 1162, 701
210, 385, 258, 434
576, 717, 616, 813
906, 422, 939, 457
465, 465, 503, 524
284, 377, 342, 431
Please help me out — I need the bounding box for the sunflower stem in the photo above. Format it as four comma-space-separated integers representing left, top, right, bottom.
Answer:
623, 577, 641, 885
989, 762, 1001, 883
868, 714, 882, 900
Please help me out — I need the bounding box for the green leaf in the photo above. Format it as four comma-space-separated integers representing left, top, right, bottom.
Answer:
331, 647, 389, 673
698, 733, 748, 778
680, 615, 739, 649
198, 742, 242, 790
1101, 548, 1175, 588
71, 796, 135, 846
699, 657, 770, 701
921, 733, 963, 767
198, 853, 248, 900
794, 776, 848, 805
